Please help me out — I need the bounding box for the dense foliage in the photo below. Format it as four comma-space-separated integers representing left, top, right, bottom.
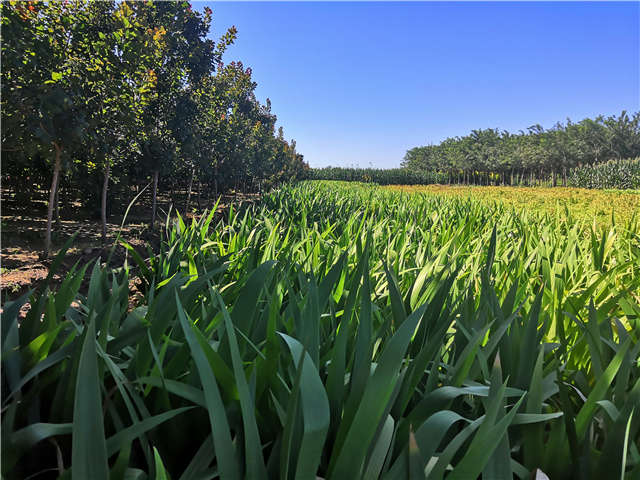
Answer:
3, 181, 639, 479
569, 157, 640, 189
309, 167, 447, 185
401, 111, 640, 186
1, 1, 308, 253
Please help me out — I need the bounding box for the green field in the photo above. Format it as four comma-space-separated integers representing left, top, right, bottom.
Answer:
3, 181, 640, 479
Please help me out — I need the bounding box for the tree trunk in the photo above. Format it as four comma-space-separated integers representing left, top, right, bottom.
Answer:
54, 184, 61, 228
563, 167, 567, 187
101, 160, 110, 245
196, 179, 202, 210
169, 180, 176, 211
185, 165, 195, 216
45, 143, 63, 257
151, 169, 159, 231
214, 165, 218, 199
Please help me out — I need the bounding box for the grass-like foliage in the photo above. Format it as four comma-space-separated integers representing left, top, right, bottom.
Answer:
570, 157, 640, 189
2, 181, 639, 479
384, 184, 640, 226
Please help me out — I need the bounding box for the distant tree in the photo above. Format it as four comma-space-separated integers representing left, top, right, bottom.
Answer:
401, 111, 640, 186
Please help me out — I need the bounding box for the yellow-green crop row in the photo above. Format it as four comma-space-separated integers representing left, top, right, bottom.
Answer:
384, 183, 640, 226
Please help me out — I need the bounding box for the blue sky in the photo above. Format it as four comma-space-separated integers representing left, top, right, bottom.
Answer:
200, 1, 639, 168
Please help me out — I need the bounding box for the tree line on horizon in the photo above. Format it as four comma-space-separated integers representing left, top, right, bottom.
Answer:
310, 111, 640, 188
402, 111, 640, 186
1, 1, 308, 256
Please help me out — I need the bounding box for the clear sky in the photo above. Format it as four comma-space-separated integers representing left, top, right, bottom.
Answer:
200, 1, 639, 168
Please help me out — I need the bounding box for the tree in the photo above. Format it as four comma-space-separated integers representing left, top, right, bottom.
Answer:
2, 1, 90, 256
2, 0, 309, 245
74, 1, 161, 244
130, 1, 218, 229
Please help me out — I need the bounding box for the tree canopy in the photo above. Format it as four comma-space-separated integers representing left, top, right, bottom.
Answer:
1, 1, 308, 253
402, 111, 640, 186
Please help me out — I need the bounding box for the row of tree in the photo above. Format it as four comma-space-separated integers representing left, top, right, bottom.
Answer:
309, 167, 448, 185
1, 1, 308, 255
402, 111, 640, 186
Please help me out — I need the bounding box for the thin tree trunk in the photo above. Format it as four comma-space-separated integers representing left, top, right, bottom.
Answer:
185, 165, 195, 215
101, 160, 110, 245
196, 179, 202, 210
45, 142, 62, 257
214, 165, 218, 199
54, 184, 61, 228
169, 180, 176, 211
151, 169, 159, 231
